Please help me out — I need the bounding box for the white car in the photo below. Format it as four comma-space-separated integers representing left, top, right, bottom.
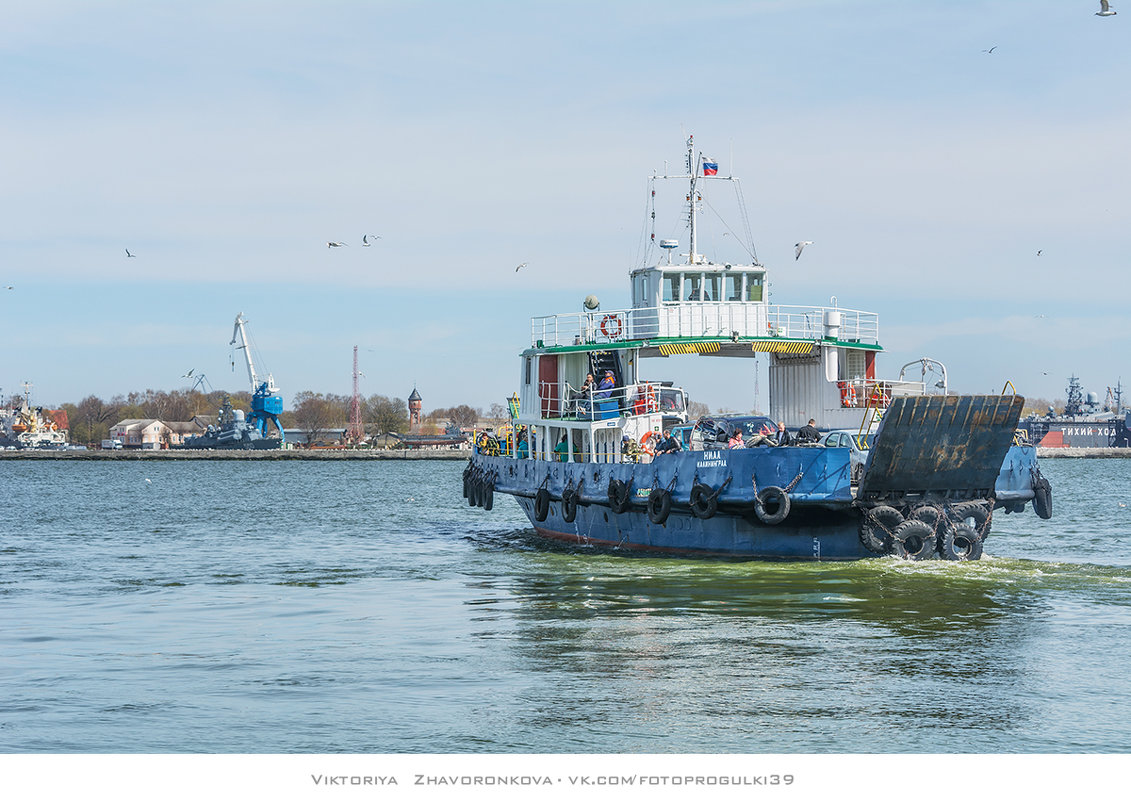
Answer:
819, 429, 875, 484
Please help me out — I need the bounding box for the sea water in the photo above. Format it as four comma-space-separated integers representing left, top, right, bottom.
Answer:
1, 458, 1129, 753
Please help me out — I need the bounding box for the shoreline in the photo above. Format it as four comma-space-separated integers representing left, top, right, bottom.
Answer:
4, 447, 1129, 461
1035, 447, 1131, 458
0, 448, 471, 461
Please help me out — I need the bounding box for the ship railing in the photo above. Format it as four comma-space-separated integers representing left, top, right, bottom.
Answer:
837, 378, 929, 408
531, 304, 879, 347
535, 379, 685, 422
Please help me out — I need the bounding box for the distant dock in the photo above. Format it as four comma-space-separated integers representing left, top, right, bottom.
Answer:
1036, 448, 1131, 458
4, 447, 1128, 461
0, 449, 471, 461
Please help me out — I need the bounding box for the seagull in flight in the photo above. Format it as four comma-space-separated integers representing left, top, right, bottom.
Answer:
515, 262, 527, 272
794, 241, 813, 261
982, 46, 997, 54
1097, 1, 1116, 16
362, 234, 381, 246
327, 241, 347, 248
181, 368, 195, 379
125, 249, 136, 258
1037, 249, 1042, 256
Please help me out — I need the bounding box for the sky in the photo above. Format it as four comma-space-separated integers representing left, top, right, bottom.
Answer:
2, 0, 1129, 414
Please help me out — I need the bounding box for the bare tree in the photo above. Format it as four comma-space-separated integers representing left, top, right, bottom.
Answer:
366, 394, 408, 436
488, 402, 508, 425
687, 400, 710, 419
292, 391, 345, 446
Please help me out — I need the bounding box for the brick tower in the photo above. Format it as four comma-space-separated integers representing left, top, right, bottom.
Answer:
408, 387, 422, 432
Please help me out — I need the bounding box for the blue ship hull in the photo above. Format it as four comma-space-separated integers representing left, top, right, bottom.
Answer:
465, 396, 1049, 561
470, 444, 1042, 561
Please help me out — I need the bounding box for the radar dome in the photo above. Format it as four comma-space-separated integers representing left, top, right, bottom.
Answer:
583, 294, 600, 310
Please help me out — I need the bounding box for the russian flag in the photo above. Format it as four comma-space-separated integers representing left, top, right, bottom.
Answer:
702, 160, 718, 176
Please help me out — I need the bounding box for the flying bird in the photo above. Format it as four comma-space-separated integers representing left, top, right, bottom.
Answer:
362, 234, 381, 246
182, 368, 195, 379
1097, 0, 1116, 15
1037, 250, 1042, 256
794, 241, 813, 261
327, 241, 347, 248
982, 46, 997, 54
125, 249, 136, 258
515, 262, 527, 272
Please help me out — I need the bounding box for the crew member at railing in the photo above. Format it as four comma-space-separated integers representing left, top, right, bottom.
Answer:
654, 429, 681, 456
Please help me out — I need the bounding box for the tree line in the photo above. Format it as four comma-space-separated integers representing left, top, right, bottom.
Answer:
37, 388, 492, 447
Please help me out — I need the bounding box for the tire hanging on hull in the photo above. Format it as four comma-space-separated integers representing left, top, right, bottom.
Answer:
892, 519, 936, 560
647, 488, 672, 525
939, 523, 983, 561
689, 482, 718, 520
607, 479, 631, 514
534, 488, 550, 522
561, 488, 578, 523
753, 486, 791, 525
860, 505, 903, 554
1032, 476, 1053, 520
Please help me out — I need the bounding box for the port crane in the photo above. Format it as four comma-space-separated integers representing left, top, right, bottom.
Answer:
231, 312, 285, 442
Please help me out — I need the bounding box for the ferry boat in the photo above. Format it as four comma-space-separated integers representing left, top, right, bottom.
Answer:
463, 137, 1053, 560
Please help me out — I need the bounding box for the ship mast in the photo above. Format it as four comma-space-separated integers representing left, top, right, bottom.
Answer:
686, 135, 699, 264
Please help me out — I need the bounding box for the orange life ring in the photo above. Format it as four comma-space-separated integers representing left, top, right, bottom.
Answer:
640, 430, 659, 455
600, 314, 623, 339
839, 381, 857, 408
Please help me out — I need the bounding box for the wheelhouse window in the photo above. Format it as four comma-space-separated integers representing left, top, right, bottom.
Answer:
662, 273, 680, 302
725, 273, 743, 301
745, 274, 764, 302
683, 273, 701, 301
702, 272, 720, 302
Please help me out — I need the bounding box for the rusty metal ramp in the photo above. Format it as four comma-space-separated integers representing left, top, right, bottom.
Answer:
857, 394, 1024, 503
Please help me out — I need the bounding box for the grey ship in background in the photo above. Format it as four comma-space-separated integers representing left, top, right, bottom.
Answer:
1017, 376, 1131, 448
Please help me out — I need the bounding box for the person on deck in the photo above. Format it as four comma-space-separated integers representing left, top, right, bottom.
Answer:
554, 434, 570, 462
773, 421, 792, 446
727, 428, 746, 449
796, 418, 820, 443
596, 370, 616, 400
654, 429, 681, 455
516, 428, 529, 460
571, 374, 595, 416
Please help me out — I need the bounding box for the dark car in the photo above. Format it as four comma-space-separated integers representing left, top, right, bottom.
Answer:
691, 415, 776, 448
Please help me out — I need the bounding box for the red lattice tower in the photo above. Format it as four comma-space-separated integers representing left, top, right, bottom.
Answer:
348, 345, 363, 442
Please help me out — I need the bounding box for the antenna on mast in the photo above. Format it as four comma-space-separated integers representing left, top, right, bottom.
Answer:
349, 345, 364, 443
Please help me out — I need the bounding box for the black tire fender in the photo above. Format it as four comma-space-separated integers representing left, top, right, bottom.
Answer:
483, 480, 494, 512
860, 505, 904, 553
534, 488, 550, 522
689, 482, 718, 520
607, 479, 630, 514
1032, 476, 1053, 520
909, 504, 944, 530
892, 519, 936, 561
939, 523, 983, 561
951, 501, 991, 537
754, 486, 791, 525
562, 488, 578, 523
647, 488, 672, 525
